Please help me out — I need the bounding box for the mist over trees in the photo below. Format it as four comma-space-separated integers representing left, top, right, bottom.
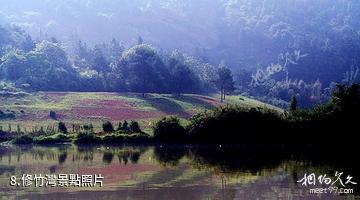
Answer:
215, 64, 235, 102
0, 25, 218, 95
1, 0, 360, 108
1, 39, 79, 91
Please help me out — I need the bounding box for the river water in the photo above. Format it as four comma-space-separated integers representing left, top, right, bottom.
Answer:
0, 144, 358, 200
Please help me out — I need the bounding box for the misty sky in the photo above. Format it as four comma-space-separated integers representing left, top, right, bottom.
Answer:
1, 0, 359, 69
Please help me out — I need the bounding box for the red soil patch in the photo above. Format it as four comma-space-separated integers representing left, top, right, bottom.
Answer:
73, 98, 169, 120
14, 93, 220, 121
78, 99, 133, 108
72, 107, 164, 121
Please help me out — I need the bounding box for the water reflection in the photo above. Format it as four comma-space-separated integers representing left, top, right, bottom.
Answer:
0, 144, 358, 199
153, 146, 187, 166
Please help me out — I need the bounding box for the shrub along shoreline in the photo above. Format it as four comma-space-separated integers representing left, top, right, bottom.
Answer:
1, 84, 359, 145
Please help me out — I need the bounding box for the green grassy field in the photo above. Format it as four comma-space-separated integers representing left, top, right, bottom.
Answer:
0, 92, 282, 134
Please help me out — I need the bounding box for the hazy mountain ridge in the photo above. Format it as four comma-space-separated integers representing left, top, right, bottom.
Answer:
0, 0, 220, 52
1, 0, 360, 107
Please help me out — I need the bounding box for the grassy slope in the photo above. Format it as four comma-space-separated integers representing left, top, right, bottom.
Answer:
0, 92, 283, 134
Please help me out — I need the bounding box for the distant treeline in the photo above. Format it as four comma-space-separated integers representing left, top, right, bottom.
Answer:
0, 25, 235, 98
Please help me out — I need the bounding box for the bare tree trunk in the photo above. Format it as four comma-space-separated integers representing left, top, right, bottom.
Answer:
220, 88, 223, 103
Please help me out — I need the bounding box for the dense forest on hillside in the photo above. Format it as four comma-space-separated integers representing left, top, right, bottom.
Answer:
1, 0, 360, 108
0, 26, 228, 95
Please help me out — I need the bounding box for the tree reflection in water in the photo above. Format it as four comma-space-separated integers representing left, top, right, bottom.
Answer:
0, 144, 359, 199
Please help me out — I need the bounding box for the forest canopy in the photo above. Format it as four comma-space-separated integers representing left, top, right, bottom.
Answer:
0, 25, 219, 94
1, 0, 360, 108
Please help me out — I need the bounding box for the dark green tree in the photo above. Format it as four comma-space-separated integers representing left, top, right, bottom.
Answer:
332, 84, 360, 114
83, 123, 94, 132
215, 64, 235, 102
119, 44, 167, 96
121, 120, 130, 132
117, 121, 123, 131
137, 36, 143, 45
91, 45, 110, 73
109, 38, 124, 62
102, 121, 114, 133
58, 122, 67, 134
49, 110, 57, 120
168, 50, 199, 94
0, 50, 27, 81
129, 121, 142, 133
153, 116, 187, 143
74, 40, 91, 60
290, 95, 298, 111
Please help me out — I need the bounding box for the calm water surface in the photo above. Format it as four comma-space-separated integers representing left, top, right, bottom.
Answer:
0, 144, 358, 200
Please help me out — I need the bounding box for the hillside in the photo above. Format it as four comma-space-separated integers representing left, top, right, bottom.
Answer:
2, 1, 360, 109
0, 92, 282, 133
